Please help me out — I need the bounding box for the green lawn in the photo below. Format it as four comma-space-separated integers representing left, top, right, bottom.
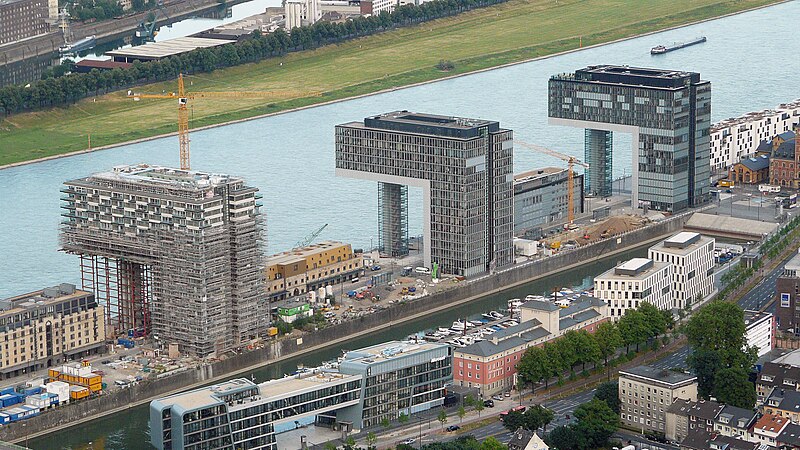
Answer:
0, 0, 782, 166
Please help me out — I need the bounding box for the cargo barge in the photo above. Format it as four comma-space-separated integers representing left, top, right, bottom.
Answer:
651, 36, 706, 55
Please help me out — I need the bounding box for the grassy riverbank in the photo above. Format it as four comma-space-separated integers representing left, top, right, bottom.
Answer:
0, 0, 782, 167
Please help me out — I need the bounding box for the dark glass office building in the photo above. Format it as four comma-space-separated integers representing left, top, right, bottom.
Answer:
549, 65, 711, 212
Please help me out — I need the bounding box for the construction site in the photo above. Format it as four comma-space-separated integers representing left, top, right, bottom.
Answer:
60, 164, 267, 357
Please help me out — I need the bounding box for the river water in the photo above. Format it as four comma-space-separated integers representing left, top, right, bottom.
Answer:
2, 0, 798, 299
1, 1, 798, 446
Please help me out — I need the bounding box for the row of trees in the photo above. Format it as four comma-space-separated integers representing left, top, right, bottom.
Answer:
517, 302, 673, 391
0, 0, 510, 116
760, 214, 800, 259
397, 435, 506, 450
686, 301, 757, 409
500, 405, 554, 433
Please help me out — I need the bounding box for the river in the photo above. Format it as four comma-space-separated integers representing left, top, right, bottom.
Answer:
0, 1, 798, 446
1, 0, 798, 298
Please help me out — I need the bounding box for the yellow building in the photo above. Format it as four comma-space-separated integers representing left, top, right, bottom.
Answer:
0, 284, 106, 380
265, 241, 361, 300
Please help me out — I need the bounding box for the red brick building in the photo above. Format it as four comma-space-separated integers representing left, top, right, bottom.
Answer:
453, 296, 608, 396
770, 127, 800, 188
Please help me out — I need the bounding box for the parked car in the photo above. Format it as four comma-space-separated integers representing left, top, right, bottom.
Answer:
503, 391, 511, 398
483, 399, 494, 408
491, 394, 503, 401
400, 438, 416, 445
446, 425, 461, 432
370, 265, 381, 271
351, 277, 360, 283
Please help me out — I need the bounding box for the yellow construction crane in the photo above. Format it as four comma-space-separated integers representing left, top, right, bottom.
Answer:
128, 73, 322, 170
514, 140, 590, 224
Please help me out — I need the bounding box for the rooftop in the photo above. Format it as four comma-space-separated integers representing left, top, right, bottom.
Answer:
258, 369, 360, 399
265, 241, 353, 266
711, 99, 800, 133
514, 167, 567, 183
650, 232, 713, 255
737, 154, 771, 171
107, 37, 236, 61
620, 365, 696, 386
340, 340, 447, 367
68, 164, 243, 192
783, 252, 800, 275
754, 413, 789, 435
666, 398, 723, 421
0, 284, 93, 317
744, 310, 773, 329
717, 404, 757, 428
340, 111, 504, 140
614, 257, 654, 276
553, 65, 702, 89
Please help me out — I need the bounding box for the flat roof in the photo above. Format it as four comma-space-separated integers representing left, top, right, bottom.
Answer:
514, 167, 566, 182
651, 233, 713, 256
266, 241, 352, 265
664, 231, 701, 248
744, 310, 773, 329
785, 252, 800, 273
69, 164, 243, 192
553, 65, 702, 89
259, 370, 360, 399
340, 111, 504, 140
616, 258, 653, 274
620, 365, 697, 386
107, 37, 236, 60
341, 340, 446, 366
685, 213, 778, 239
1, 284, 93, 317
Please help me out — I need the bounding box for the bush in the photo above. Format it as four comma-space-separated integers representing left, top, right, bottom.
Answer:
436, 59, 455, 71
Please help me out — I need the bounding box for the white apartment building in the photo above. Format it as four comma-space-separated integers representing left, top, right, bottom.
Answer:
594, 258, 673, 320
371, 0, 396, 14
709, 99, 800, 172
744, 310, 774, 358
648, 232, 715, 310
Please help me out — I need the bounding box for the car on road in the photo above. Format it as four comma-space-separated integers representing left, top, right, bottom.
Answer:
446, 425, 461, 432
483, 399, 494, 407
351, 277, 360, 283
491, 394, 503, 401
400, 438, 416, 445
370, 265, 381, 271
503, 391, 511, 398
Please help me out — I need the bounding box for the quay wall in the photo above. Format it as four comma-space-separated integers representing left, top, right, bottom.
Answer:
3, 213, 690, 443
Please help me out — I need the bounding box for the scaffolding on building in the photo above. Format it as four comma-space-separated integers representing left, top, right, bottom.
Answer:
377, 182, 409, 258
60, 165, 267, 357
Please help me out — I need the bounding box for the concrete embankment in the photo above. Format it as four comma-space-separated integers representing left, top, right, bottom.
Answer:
4, 212, 692, 444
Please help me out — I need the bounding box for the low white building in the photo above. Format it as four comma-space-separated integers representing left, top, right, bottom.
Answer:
744, 310, 774, 358
44, 381, 70, 404
648, 232, 715, 310
594, 258, 672, 320
709, 99, 800, 172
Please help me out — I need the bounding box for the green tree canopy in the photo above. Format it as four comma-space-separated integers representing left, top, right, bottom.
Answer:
574, 399, 619, 449
594, 321, 623, 366
713, 367, 757, 409
593, 381, 620, 414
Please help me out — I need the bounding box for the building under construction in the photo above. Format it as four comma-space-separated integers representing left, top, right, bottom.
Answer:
60, 164, 267, 357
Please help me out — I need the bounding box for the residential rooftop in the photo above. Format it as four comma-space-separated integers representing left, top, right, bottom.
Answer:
596, 258, 670, 280
265, 241, 353, 265
67, 164, 244, 192
620, 365, 696, 386
650, 232, 713, 255
0, 283, 93, 317
711, 99, 800, 132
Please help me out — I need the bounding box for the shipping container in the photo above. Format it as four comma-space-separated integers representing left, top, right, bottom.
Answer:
0, 413, 9, 425
69, 386, 90, 400
0, 394, 22, 408
23, 386, 41, 396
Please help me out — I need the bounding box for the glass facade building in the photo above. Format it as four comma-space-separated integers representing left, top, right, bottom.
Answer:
149, 341, 452, 450
549, 65, 711, 212
335, 111, 514, 277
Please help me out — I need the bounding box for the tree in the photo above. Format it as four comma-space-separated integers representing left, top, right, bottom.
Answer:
687, 348, 722, 398
437, 408, 448, 430
713, 367, 757, 409
398, 412, 409, 424
464, 394, 476, 408
546, 425, 587, 450
524, 405, 554, 432
618, 309, 649, 352
479, 437, 505, 450
501, 410, 526, 432
457, 405, 466, 423
518, 346, 549, 393
475, 401, 484, 417
686, 301, 756, 370
365, 431, 377, 450
594, 322, 623, 368
572, 330, 601, 371
380, 417, 390, 428
593, 381, 620, 414
639, 301, 667, 339
344, 436, 356, 450
574, 399, 619, 449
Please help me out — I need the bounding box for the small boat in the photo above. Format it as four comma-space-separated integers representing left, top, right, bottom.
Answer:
482, 313, 496, 320
438, 327, 451, 333
525, 295, 544, 301
469, 320, 483, 327
59, 35, 97, 55
490, 311, 504, 320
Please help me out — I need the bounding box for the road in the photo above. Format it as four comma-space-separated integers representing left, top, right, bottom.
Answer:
452, 248, 796, 446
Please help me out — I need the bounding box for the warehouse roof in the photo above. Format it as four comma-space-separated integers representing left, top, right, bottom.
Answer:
107, 37, 236, 61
